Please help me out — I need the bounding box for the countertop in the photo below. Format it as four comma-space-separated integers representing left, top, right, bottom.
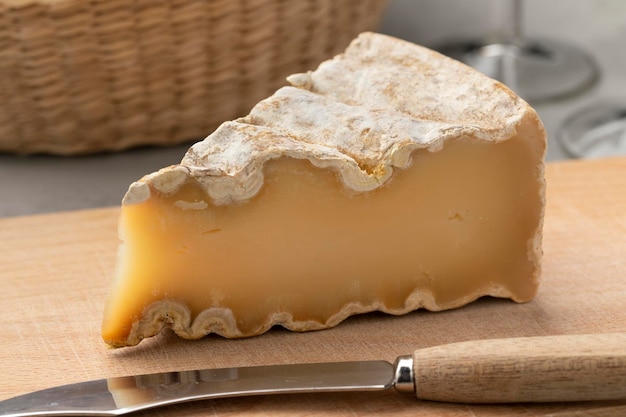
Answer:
1, 0, 626, 218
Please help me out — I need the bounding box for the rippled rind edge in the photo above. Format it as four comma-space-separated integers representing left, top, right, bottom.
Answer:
121, 32, 532, 207
104, 284, 531, 348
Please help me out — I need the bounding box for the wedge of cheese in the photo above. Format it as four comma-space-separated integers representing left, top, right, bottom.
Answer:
102, 32, 546, 348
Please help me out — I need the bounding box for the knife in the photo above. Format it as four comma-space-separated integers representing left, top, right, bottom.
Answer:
2, 333, 625, 416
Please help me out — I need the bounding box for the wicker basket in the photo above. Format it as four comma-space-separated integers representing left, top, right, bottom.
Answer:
0, 0, 388, 155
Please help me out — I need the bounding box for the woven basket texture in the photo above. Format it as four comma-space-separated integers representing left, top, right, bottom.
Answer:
0, 0, 388, 155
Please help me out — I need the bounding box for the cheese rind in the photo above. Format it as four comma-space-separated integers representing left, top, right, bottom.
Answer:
102, 33, 546, 348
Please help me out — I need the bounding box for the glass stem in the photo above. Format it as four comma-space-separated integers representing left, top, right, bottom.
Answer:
492, 0, 524, 45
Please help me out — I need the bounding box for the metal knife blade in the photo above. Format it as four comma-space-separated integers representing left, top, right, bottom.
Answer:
0, 361, 398, 417
1, 333, 626, 416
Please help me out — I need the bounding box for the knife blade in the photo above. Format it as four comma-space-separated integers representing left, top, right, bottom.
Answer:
1, 333, 625, 416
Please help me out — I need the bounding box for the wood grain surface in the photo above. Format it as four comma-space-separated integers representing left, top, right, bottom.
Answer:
1, 156, 626, 416
413, 332, 626, 403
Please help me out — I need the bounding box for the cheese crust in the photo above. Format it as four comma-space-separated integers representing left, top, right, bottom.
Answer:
126, 33, 529, 207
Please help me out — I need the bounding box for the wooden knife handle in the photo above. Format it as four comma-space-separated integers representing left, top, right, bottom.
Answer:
412, 333, 626, 403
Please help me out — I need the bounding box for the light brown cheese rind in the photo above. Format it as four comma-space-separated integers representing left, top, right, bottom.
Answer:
125, 33, 530, 206
110, 32, 546, 347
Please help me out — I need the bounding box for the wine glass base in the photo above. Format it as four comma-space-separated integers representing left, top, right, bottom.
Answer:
558, 101, 626, 158
436, 38, 598, 103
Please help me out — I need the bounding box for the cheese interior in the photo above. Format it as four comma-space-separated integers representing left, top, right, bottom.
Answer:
102, 134, 542, 344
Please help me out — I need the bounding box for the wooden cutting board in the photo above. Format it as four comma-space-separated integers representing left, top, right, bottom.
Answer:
1, 156, 626, 416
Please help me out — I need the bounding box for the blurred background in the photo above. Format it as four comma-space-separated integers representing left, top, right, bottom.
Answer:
0, 0, 624, 217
